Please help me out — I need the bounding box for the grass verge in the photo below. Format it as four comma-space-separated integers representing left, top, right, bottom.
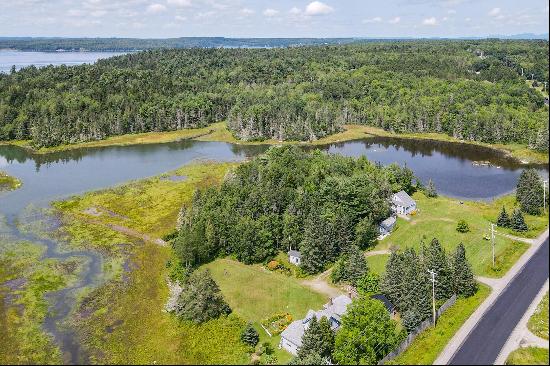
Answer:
505, 347, 549, 365
527, 292, 549, 340
388, 283, 491, 365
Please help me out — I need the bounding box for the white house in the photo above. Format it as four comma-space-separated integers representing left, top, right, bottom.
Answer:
288, 249, 302, 266
280, 295, 352, 355
379, 216, 396, 236
391, 190, 417, 215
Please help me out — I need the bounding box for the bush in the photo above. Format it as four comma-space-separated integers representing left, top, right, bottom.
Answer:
267, 260, 280, 271
261, 313, 293, 335
356, 272, 380, 295
456, 220, 470, 233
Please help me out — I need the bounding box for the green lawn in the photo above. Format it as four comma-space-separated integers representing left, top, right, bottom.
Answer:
367, 254, 389, 276
388, 283, 491, 365
204, 258, 327, 323
528, 292, 549, 340
506, 347, 549, 365
377, 193, 547, 277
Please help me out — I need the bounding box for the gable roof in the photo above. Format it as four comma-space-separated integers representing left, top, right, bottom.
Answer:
288, 249, 301, 259
392, 190, 416, 207
371, 294, 396, 313
281, 295, 352, 346
380, 216, 396, 229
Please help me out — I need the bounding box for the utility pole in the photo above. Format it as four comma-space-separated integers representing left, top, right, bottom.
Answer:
544, 180, 548, 214
491, 223, 496, 267
427, 269, 437, 324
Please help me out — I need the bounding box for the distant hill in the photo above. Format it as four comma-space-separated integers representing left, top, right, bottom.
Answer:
489, 33, 549, 40
0, 37, 357, 52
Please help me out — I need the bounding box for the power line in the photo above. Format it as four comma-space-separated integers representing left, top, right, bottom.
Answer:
427, 269, 437, 325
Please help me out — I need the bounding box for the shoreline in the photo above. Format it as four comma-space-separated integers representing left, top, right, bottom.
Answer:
0, 122, 547, 165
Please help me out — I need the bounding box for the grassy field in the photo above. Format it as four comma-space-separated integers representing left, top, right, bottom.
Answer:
367, 254, 389, 276
376, 192, 547, 277
204, 258, 327, 323
388, 283, 491, 365
0, 171, 22, 191
506, 347, 549, 365
204, 258, 328, 364
0, 240, 83, 364
528, 292, 549, 340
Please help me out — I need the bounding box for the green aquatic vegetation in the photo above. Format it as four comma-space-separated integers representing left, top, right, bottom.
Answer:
0, 170, 22, 191
0, 240, 84, 364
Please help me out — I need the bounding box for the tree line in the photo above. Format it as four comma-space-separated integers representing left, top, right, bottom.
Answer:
173, 145, 417, 274
0, 40, 547, 150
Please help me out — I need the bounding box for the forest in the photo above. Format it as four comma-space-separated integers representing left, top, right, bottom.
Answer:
173, 145, 417, 273
0, 40, 548, 149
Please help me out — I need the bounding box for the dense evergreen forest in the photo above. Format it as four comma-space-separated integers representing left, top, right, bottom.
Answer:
0, 37, 355, 51
0, 40, 548, 149
173, 145, 417, 273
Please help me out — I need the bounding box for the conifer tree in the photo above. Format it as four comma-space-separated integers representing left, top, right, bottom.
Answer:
297, 316, 334, 361
240, 322, 259, 347
451, 243, 477, 297
422, 238, 453, 301
425, 179, 438, 198
496, 206, 511, 228
331, 245, 368, 286
380, 251, 404, 308
511, 209, 528, 232
175, 269, 231, 323
516, 169, 544, 215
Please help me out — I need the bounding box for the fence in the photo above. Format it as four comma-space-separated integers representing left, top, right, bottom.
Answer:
378, 294, 457, 364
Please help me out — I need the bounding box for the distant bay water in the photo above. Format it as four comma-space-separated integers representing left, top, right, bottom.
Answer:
0, 50, 125, 73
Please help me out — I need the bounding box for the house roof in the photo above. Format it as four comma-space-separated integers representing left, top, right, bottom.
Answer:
392, 190, 416, 207
288, 250, 301, 259
371, 294, 396, 313
281, 295, 352, 347
380, 216, 396, 229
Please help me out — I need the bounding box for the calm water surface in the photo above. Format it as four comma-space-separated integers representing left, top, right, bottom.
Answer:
0, 50, 125, 73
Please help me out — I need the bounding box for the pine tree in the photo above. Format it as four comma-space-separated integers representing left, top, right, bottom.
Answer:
297, 316, 334, 361
422, 238, 453, 301
516, 169, 544, 215
175, 269, 231, 323
240, 322, 259, 347
511, 209, 528, 232
425, 179, 438, 198
331, 245, 368, 286
381, 251, 404, 309
451, 243, 477, 297
496, 206, 511, 228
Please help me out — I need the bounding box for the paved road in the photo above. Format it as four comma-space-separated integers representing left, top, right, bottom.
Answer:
449, 238, 549, 365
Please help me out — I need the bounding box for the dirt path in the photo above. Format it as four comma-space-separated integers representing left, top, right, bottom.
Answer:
495, 231, 535, 244
365, 250, 391, 257
78, 211, 168, 246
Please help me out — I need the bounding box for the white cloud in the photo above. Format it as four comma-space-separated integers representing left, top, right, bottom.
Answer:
442, 16, 448, 21
289, 7, 301, 15
465, 17, 471, 22
388, 16, 400, 24
305, 1, 333, 16
240, 8, 254, 16
263, 8, 279, 17
422, 17, 438, 25
175, 15, 186, 21
167, 0, 191, 7
363, 16, 382, 24
67, 9, 84, 17
147, 3, 167, 14
488, 7, 501, 17
447, 9, 456, 14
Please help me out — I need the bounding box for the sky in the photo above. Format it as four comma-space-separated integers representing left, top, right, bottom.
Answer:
1, 0, 549, 38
